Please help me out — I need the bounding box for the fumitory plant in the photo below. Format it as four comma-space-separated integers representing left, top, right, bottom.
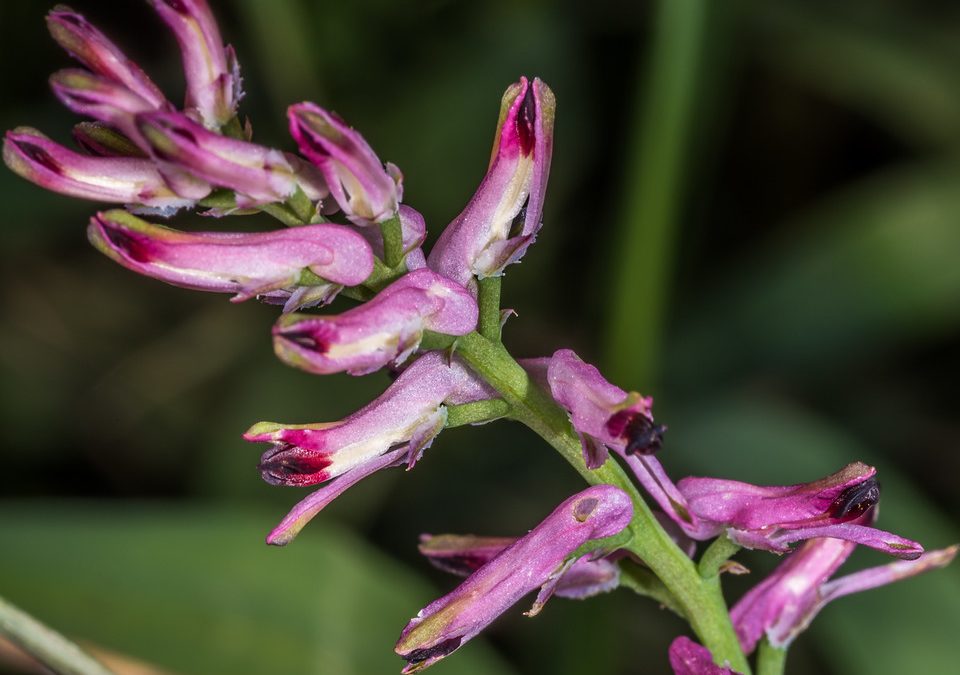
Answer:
1, 1, 955, 674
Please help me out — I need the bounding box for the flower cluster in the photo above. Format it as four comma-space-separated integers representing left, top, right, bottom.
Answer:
5, 3, 953, 674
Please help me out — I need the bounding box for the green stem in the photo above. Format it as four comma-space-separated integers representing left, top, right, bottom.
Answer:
286, 186, 315, 223
477, 276, 503, 341
260, 202, 304, 226
380, 214, 404, 268
698, 535, 742, 579
603, 0, 715, 387
756, 638, 787, 675
618, 559, 685, 617
0, 594, 115, 675
445, 399, 510, 427
454, 332, 749, 673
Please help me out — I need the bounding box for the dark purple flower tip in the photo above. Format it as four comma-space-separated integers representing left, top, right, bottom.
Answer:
258, 443, 332, 487
605, 409, 667, 456
829, 476, 880, 521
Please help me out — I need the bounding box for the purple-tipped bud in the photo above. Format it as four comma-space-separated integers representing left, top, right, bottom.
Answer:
272, 268, 478, 376
428, 76, 555, 287
50, 69, 157, 129
4, 128, 191, 212
678, 464, 924, 558
244, 352, 496, 545
669, 637, 742, 675
88, 209, 373, 310
135, 111, 299, 205
524, 349, 697, 535
46, 6, 168, 108
419, 534, 621, 600
731, 534, 956, 653
395, 486, 633, 672
288, 102, 402, 226
148, 0, 240, 128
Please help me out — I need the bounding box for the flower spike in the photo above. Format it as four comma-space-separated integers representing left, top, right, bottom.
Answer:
731, 533, 956, 653
88, 210, 373, 310
288, 102, 402, 226
148, 0, 241, 128
4, 128, 192, 213
428, 76, 555, 288
395, 486, 633, 672
46, 5, 168, 109
245, 352, 496, 545
678, 463, 924, 557
272, 268, 478, 376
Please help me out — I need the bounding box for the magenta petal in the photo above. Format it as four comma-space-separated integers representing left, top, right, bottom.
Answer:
4, 128, 191, 212
88, 210, 372, 306
668, 637, 741, 675
136, 110, 297, 204
272, 269, 478, 376
46, 7, 168, 108
428, 77, 555, 286
50, 69, 157, 130
395, 486, 632, 672
148, 0, 239, 128
265, 447, 408, 546
288, 102, 400, 225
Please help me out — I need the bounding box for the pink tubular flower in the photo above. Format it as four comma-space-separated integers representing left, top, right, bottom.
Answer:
418, 534, 622, 601
525, 349, 699, 535
148, 0, 241, 129
395, 486, 633, 673
288, 102, 402, 226
427, 76, 555, 288
88, 209, 373, 311
245, 352, 496, 545
731, 535, 956, 653
46, 5, 168, 109
135, 110, 300, 205
50, 69, 157, 130
4, 128, 191, 213
72, 121, 146, 158
678, 463, 924, 558
272, 268, 478, 376
669, 637, 741, 675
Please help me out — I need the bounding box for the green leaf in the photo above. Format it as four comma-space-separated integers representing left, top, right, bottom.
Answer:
0, 504, 516, 675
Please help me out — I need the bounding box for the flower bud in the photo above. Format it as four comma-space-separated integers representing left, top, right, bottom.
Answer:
46, 6, 168, 108
428, 76, 555, 287
396, 486, 632, 672
272, 268, 478, 376
148, 0, 241, 128
288, 102, 401, 225
4, 128, 191, 212
88, 209, 373, 310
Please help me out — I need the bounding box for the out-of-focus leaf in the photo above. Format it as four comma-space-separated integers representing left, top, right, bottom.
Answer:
670, 163, 960, 388
0, 504, 516, 675
666, 392, 959, 675
754, 1, 960, 148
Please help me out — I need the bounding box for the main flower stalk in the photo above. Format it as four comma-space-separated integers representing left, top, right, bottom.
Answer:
452, 330, 750, 673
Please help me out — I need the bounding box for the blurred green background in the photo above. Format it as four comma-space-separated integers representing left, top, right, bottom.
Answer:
1, 0, 959, 673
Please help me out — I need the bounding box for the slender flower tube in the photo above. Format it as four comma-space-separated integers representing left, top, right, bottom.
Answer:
418, 534, 622, 600
731, 534, 956, 653
678, 464, 924, 558
3, 128, 192, 213
135, 110, 299, 205
427, 76, 555, 288
148, 0, 241, 128
72, 121, 146, 158
669, 637, 741, 675
273, 268, 478, 376
245, 352, 496, 545
288, 102, 402, 226
46, 6, 168, 109
395, 486, 633, 672
524, 349, 698, 534
88, 209, 373, 310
